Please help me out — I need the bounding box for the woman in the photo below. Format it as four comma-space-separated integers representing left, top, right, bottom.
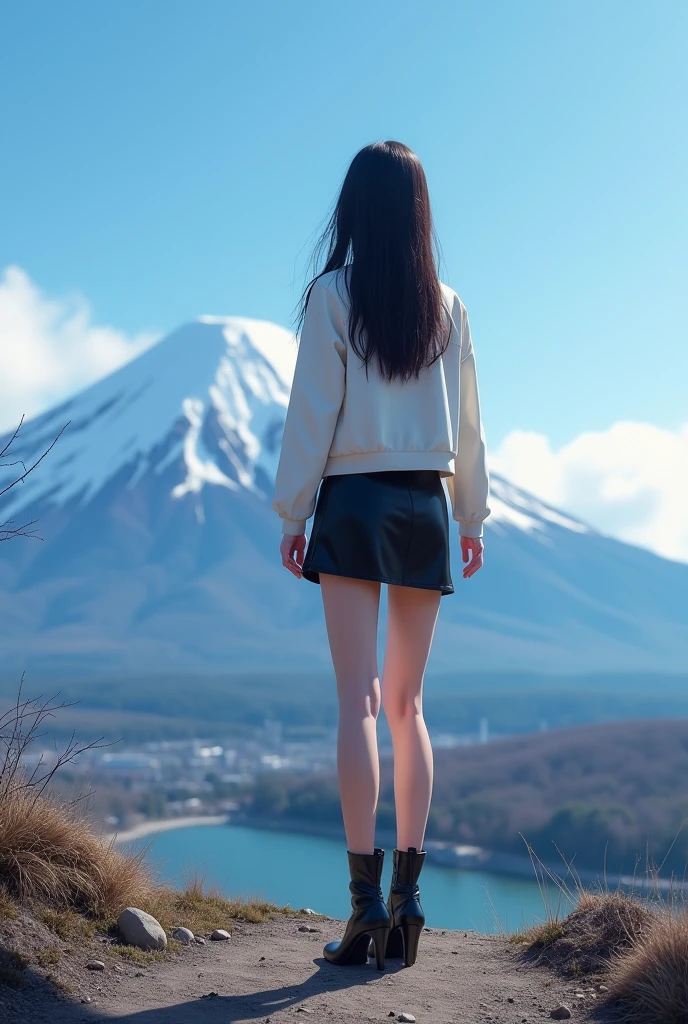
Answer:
272, 141, 491, 971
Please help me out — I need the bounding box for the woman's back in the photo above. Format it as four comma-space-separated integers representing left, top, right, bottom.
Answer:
273, 265, 490, 541
317, 266, 470, 477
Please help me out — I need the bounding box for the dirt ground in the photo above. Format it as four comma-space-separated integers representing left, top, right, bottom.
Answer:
0, 913, 615, 1024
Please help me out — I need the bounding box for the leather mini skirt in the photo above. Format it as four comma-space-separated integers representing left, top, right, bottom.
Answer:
302, 469, 454, 596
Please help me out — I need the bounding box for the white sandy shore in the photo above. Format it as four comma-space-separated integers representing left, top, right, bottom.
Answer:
106, 814, 229, 844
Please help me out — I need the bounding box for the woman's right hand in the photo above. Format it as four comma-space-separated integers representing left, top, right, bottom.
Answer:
461, 537, 484, 579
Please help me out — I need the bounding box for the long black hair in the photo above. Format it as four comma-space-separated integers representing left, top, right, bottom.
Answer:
296, 141, 451, 383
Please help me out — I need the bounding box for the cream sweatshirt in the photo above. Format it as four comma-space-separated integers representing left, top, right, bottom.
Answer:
272, 267, 491, 539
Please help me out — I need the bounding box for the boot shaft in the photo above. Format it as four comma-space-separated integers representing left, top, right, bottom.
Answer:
347, 847, 386, 909
391, 847, 426, 891
347, 847, 385, 891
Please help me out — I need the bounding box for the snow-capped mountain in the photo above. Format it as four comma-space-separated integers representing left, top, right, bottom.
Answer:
1, 316, 687, 675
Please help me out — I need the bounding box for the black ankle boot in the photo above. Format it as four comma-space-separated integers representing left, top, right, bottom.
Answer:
384, 847, 426, 967
323, 848, 390, 970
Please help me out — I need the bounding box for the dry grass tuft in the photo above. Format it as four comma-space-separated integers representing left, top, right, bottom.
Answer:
0, 888, 19, 920
0, 791, 157, 917
109, 944, 169, 966
608, 910, 688, 1023
147, 873, 296, 935
37, 906, 100, 940
511, 918, 566, 948
34, 946, 62, 967
515, 890, 656, 976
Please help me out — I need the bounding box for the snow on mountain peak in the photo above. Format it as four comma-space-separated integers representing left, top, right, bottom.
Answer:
1, 309, 597, 549
1, 316, 297, 520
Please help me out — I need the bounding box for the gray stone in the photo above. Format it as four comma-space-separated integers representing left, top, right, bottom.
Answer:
172, 927, 195, 945
398, 1015, 416, 1023
550, 1008, 571, 1021
85, 960, 105, 971
195, 936, 206, 945
210, 928, 231, 941
298, 925, 320, 933
117, 907, 167, 951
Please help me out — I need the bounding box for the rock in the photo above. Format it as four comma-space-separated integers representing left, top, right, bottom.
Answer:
296, 1009, 313, 1014
298, 925, 320, 933
173, 927, 195, 945
85, 960, 105, 971
113, 965, 124, 973
596, 984, 609, 993
550, 1008, 571, 1021
210, 928, 231, 941
81, 997, 91, 1004
195, 936, 206, 945
389, 1014, 396, 1018
201, 991, 219, 998
398, 1015, 416, 1023
118, 907, 167, 951
301, 908, 317, 914
507, 997, 514, 1003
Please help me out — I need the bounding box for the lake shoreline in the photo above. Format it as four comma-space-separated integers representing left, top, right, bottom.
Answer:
107, 814, 230, 843
112, 811, 679, 894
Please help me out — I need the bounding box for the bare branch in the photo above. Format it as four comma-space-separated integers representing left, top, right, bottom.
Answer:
0, 679, 112, 804
0, 420, 70, 501
0, 415, 25, 461
0, 518, 42, 543
0, 416, 69, 544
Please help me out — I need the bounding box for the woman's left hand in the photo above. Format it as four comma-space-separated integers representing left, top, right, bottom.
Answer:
280, 533, 306, 578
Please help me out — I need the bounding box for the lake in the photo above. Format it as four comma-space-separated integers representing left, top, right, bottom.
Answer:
129, 823, 572, 934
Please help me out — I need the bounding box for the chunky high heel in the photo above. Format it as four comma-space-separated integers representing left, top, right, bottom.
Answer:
323, 848, 390, 970
382, 847, 427, 967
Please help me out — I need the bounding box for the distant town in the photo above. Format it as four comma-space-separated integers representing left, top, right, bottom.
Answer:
27, 716, 507, 834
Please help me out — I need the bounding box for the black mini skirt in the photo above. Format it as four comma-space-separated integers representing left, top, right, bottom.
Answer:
302, 469, 454, 596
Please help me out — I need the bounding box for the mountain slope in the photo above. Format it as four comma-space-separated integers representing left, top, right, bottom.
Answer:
1, 315, 686, 675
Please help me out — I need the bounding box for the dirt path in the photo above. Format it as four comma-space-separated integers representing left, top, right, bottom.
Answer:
2, 916, 612, 1023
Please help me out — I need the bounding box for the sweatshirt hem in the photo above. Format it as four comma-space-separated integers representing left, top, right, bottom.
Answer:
323, 451, 456, 477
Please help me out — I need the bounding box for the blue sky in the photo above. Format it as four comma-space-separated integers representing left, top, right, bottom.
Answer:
1, 1, 686, 560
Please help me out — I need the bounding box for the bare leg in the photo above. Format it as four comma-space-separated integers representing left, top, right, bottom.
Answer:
382, 585, 441, 851
320, 574, 382, 855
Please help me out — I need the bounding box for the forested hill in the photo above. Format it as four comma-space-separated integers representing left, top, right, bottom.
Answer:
246, 717, 688, 876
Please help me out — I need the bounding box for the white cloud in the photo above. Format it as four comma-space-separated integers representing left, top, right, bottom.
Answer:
0, 265, 159, 432
489, 422, 688, 564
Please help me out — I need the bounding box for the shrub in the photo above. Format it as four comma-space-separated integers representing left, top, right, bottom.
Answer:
609, 910, 688, 1023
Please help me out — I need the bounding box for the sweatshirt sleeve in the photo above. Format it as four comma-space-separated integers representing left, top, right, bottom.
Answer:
272, 277, 347, 535
445, 302, 492, 539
